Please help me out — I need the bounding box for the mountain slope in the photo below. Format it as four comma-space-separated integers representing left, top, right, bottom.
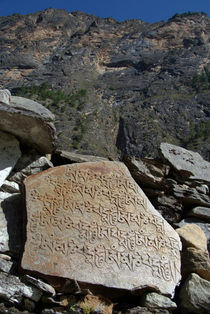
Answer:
0, 9, 209, 159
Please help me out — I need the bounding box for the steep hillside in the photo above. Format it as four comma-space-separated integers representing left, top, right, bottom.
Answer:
0, 9, 209, 159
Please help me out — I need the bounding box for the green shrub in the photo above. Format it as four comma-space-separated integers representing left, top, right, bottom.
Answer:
192, 69, 210, 92
15, 83, 88, 111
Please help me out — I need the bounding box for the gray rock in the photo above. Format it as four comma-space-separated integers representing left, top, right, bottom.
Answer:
181, 247, 210, 281
0, 89, 11, 105
123, 307, 170, 314
0, 193, 23, 255
150, 194, 183, 224
1, 180, 20, 193
160, 143, 210, 184
0, 303, 30, 313
22, 275, 56, 296
0, 131, 21, 188
0, 272, 42, 304
0, 95, 56, 154
54, 150, 109, 164
196, 184, 209, 194
9, 155, 53, 184
124, 156, 170, 188
179, 273, 210, 313
0, 256, 14, 273
141, 292, 177, 310
171, 182, 210, 207
187, 206, 210, 222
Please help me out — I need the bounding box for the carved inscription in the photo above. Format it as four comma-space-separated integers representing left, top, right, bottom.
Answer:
24, 163, 181, 288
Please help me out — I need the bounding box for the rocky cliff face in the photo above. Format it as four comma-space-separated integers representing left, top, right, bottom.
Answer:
0, 9, 210, 159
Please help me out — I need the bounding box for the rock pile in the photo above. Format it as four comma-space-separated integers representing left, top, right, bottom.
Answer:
0, 91, 209, 313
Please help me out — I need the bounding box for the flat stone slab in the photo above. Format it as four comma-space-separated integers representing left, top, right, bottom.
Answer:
160, 143, 210, 183
22, 161, 181, 296
0, 95, 56, 154
0, 130, 21, 188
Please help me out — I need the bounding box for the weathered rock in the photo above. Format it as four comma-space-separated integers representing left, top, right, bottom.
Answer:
150, 194, 183, 224
0, 89, 11, 105
53, 150, 109, 165
0, 131, 21, 188
0, 272, 42, 304
0, 255, 14, 273
122, 307, 170, 314
123, 156, 170, 189
140, 292, 177, 310
176, 224, 207, 251
187, 206, 210, 222
1, 180, 20, 193
0, 257, 13, 273
0, 95, 56, 154
9, 155, 53, 185
171, 182, 210, 207
22, 161, 181, 296
0, 193, 23, 255
179, 273, 210, 313
181, 247, 210, 281
0, 303, 30, 313
160, 143, 210, 183
22, 275, 56, 296
196, 184, 209, 194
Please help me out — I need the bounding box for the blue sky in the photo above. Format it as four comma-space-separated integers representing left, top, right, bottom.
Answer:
0, 0, 209, 23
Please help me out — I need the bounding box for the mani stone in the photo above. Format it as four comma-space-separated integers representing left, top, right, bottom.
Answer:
21, 161, 181, 296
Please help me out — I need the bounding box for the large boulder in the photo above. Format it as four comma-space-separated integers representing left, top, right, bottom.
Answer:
160, 143, 210, 184
22, 161, 181, 296
0, 93, 56, 154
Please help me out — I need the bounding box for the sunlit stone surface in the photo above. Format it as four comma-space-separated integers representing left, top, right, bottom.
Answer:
22, 162, 181, 296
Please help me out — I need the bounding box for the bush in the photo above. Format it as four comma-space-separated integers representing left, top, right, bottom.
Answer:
15, 83, 88, 111
192, 69, 210, 92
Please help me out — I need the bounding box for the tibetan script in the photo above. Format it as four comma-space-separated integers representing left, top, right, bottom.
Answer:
22, 161, 181, 296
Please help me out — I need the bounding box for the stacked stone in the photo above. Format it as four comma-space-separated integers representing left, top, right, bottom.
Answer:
0, 90, 209, 313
